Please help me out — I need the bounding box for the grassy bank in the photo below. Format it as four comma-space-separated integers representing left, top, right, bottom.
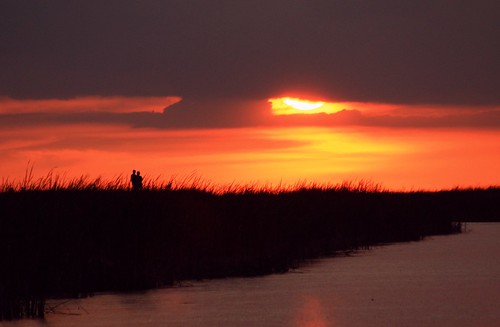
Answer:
1, 177, 498, 320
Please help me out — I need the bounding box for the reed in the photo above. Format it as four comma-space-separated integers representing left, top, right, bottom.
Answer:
1, 173, 499, 320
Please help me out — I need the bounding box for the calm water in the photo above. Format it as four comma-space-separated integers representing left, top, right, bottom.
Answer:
3, 223, 500, 327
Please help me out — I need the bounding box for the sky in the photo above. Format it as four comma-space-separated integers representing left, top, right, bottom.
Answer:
1, 1, 499, 190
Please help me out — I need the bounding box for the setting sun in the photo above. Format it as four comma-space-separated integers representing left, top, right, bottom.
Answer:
283, 98, 325, 111
269, 97, 344, 115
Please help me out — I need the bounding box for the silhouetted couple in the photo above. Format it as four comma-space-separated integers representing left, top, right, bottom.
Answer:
131, 170, 143, 190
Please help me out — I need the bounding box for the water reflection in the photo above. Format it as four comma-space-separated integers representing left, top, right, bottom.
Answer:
4, 223, 500, 327
293, 296, 328, 327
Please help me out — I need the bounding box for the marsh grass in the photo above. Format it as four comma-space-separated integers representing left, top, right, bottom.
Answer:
1, 173, 499, 320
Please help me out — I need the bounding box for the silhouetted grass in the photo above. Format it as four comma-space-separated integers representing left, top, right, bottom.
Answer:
1, 175, 499, 320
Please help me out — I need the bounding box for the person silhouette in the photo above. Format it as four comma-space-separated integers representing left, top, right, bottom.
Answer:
136, 171, 143, 190
131, 169, 138, 190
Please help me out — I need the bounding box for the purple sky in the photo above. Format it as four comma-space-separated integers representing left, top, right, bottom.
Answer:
1, 0, 499, 105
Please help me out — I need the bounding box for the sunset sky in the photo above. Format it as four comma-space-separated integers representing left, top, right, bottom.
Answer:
1, 1, 499, 190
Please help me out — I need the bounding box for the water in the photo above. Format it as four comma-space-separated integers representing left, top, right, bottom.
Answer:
3, 223, 500, 327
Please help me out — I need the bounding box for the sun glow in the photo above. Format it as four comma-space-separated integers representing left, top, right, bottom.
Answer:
269, 97, 344, 115
283, 98, 325, 111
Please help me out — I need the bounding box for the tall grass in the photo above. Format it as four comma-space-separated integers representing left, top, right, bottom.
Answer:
1, 173, 499, 320
0, 171, 386, 194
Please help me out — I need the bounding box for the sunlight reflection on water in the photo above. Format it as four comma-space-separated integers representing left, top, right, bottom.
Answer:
4, 223, 500, 327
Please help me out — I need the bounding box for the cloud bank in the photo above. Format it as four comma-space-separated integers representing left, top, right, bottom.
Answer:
0, 96, 180, 113
1, 97, 499, 130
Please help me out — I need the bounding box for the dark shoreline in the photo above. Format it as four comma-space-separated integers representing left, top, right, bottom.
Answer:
1, 186, 499, 320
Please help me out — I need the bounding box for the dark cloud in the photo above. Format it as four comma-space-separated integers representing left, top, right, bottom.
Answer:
1, 99, 499, 130
1, 0, 499, 105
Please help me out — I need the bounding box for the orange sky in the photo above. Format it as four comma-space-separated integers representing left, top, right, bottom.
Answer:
1, 2, 498, 192
1, 97, 499, 191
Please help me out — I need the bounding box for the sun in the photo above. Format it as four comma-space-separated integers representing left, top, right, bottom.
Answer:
282, 98, 325, 111
269, 97, 343, 115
